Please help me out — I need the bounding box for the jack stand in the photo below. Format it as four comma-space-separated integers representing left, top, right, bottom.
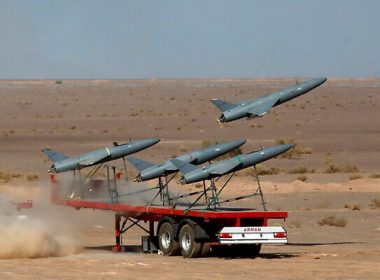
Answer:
112, 214, 124, 252
112, 214, 153, 253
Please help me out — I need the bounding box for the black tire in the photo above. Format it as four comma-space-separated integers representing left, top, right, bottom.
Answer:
179, 224, 202, 258
201, 243, 211, 257
158, 222, 180, 256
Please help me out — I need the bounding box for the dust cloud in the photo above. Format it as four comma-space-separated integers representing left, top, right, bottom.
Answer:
0, 182, 82, 259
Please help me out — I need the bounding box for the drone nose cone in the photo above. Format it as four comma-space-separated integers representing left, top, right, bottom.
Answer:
138, 138, 160, 148
133, 175, 142, 182
234, 139, 247, 147
312, 77, 327, 86
264, 144, 293, 158
225, 139, 246, 150
276, 144, 294, 154
218, 114, 226, 123
147, 138, 160, 145
48, 165, 56, 173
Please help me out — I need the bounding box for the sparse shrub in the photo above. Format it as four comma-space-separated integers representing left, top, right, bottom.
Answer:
369, 173, 380, 179
323, 154, 359, 174
289, 219, 303, 228
275, 138, 313, 159
288, 166, 315, 174
303, 147, 313, 155
341, 165, 359, 173
254, 165, 280, 176
235, 165, 280, 177
351, 204, 361, 211
349, 174, 362, 180
325, 164, 341, 173
344, 203, 361, 211
369, 198, 380, 209
0, 171, 11, 183
296, 175, 307, 182
26, 174, 39, 181
318, 215, 347, 227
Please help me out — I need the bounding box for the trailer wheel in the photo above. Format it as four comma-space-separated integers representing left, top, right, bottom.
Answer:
201, 243, 211, 257
179, 224, 201, 258
158, 222, 180, 256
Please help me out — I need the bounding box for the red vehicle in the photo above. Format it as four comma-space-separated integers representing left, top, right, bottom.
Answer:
50, 174, 287, 258
11, 200, 33, 211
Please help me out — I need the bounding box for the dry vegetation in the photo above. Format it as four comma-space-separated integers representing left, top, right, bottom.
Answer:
323, 154, 360, 174
349, 174, 362, 180
369, 173, 380, 179
0, 170, 39, 183
369, 198, 380, 209
287, 166, 315, 174
289, 219, 303, 228
236, 165, 280, 176
296, 175, 307, 182
318, 215, 347, 227
275, 138, 313, 159
344, 203, 361, 211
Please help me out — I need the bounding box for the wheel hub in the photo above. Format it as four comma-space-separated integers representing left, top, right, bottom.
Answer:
181, 231, 191, 251
161, 232, 171, 249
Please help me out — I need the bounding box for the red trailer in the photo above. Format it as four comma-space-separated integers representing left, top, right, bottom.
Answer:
50, 174, 288, 258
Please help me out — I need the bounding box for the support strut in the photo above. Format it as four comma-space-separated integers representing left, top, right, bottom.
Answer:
112, 214, 153, 253
253, 165, 267, 211
206, 172, 235, 210
122, 157, 128, 181
149, 173, 176, 206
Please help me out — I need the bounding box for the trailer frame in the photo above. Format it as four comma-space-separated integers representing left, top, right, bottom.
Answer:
50, 174, 288, 258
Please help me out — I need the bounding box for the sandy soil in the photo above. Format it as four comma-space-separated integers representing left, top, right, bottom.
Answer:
0, 79, 380, 279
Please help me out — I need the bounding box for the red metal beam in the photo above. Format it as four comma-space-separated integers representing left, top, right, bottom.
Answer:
64, 200, 288, 221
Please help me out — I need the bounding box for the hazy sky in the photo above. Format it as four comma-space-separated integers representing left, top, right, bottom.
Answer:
1, 0, 379, 79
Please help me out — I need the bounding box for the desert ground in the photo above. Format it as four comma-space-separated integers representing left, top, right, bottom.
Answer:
0, 78, 380, 279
